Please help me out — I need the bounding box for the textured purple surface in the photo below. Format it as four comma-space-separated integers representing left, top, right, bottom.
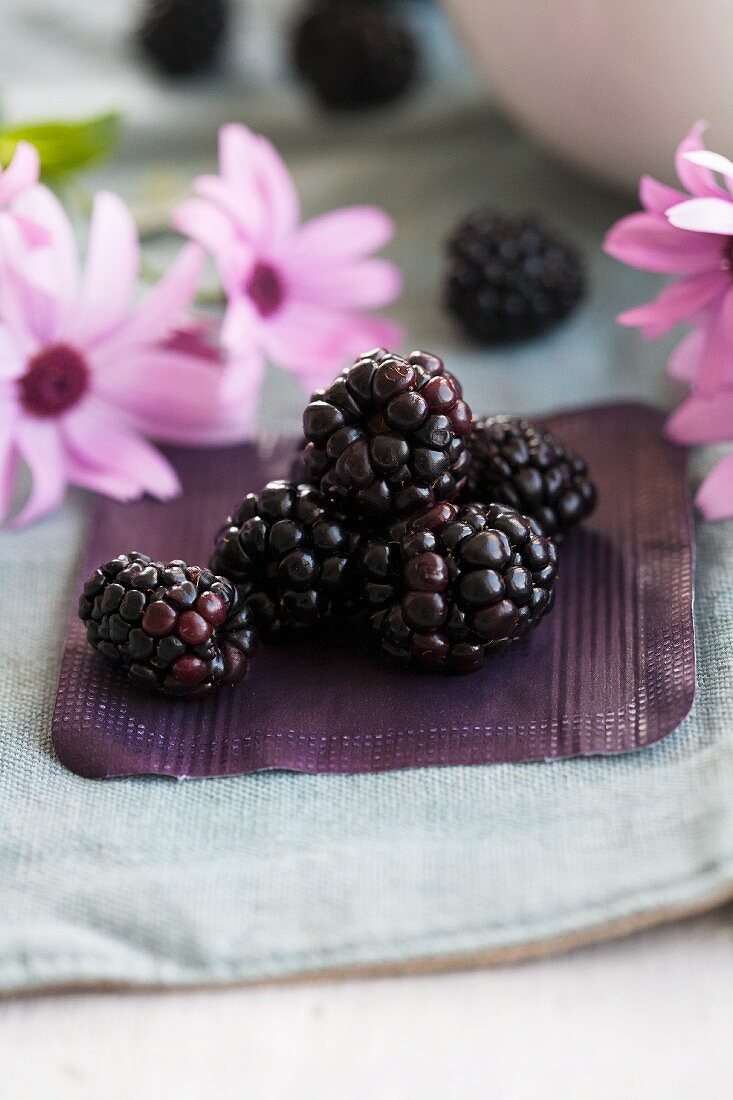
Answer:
52, 403, 695, 779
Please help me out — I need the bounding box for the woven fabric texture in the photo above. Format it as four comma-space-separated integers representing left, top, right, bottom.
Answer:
1, 100, 733, 992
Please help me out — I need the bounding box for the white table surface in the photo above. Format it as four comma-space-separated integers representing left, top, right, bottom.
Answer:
3, 906, 733, 1099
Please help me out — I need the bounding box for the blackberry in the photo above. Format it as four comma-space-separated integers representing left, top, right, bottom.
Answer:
136, 0, 229, 78
210, 481, 364, 638
78, 552, 255, 698
465, 416, 596, 540
445, 210, 585, 343
292, 0, 417, 110
302, 348, 472, 526
289, 438, 312, 486
361, 500, 557, 673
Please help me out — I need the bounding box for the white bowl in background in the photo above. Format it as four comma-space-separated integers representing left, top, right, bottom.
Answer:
443, 0, 732, 192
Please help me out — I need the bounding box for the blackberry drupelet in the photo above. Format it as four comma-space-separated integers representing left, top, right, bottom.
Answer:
210, 480, 364, 638
465, 416, 596, 539
361, 500, 558, 673
78, 552, 255, 698
289, 438, 313, 487
292, 0, 417, 110
135, 0, 229, 78
445, 210, 585, 343
302, 348, 472, 525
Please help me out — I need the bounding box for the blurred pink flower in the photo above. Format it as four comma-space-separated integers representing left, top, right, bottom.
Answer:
162, 318, 223, 362
605, 121, 733, 521
604, 121, 733, 393
666, 391, 733, 520
173, 123, 402, 393
0, 141, 49, 247
0, 185, 259, 527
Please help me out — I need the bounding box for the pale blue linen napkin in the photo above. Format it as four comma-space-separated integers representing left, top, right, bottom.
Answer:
1, 36, 733, 991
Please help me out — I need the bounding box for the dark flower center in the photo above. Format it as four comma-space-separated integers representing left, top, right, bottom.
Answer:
246, 261, 285, 318
19, 344, 90, 418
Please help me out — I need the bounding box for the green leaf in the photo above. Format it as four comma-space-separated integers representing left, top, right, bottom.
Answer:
0, 112, 121, 178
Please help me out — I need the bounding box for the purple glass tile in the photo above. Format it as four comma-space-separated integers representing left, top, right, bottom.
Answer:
52, 403, 695, 778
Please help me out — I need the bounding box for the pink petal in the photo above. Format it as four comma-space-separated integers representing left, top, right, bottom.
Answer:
218, 239, 257, 299
263, 300, 402, 386
0, 262, 61, 347
0, 142, 40, 205
95, 242, 204, 362
193, 175, 263, 242
63, 191, 139, 346
10, 184, 79, 302
0, 322, 26, 380
603, 212, 723, 273
220, 294, 260, 356
666, 392, 733, 445
696, 288, 733, 393
249, 132, 300, 245
667, 329, 705, 384
218, 125, 300, 245
695, 451, 733, 520
172, 196, 234, 257
60, 401, 145, 500
61, 398, 180, 501
285, 257, 403, 310
289, 207, 395, 267
666, 196, 733, 235
93, 349, 263, 445
11, 418, 67, 527
163, 319, 222, 362
683, 149, 733, 195
214, 349, 266, 418
63, 453, 147, 502
616, 272, 725, 337
262, 300, 363, 377
12, 214, 50, 248
639, 175, 686, 214
218, 123, 259, 183
675, 121, 728, 199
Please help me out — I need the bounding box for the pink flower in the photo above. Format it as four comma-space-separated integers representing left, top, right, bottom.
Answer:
604, 121, 733, 521
162, 318, 223, 362
0, 141, 49, 247
173, 124, 403, 393
666, 391, 733, 520
604, 122, 733, 393
0, 185, 258, 527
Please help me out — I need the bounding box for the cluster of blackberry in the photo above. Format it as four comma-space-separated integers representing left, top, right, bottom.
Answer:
78, 553, 255, 698
210, 481, 364, 638
362, 501, 558, 674
135, 0, 230, 78
301, 348, 472, 522
445, 211, 586, 344
135, 0, 418, 112
292, 1, 418, 111
79, 348, 596, 697
466, 416, 596, 541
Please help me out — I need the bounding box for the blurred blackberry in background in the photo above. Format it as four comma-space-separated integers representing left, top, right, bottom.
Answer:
292, 0, 418, 110
302, 348, 472, 525
78, 552, 255, 698
445, 211, 585, 343
361, 500, 557, 673
136, 0, 229, 78
210, 480, 364, 638
466, 416, 597, 540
